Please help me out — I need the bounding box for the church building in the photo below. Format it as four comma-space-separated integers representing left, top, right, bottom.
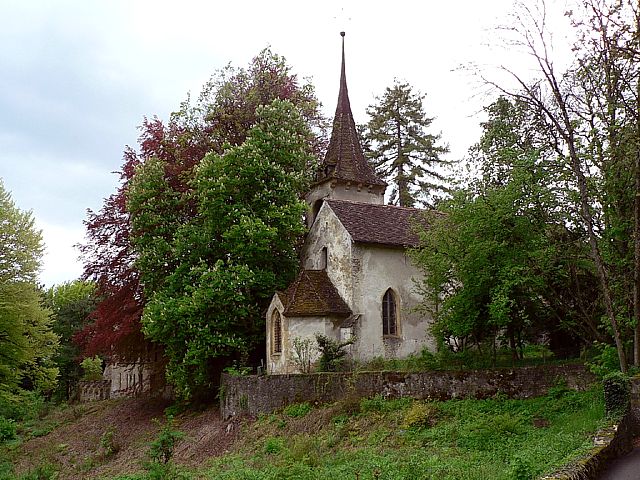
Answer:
265, 33, 434, 374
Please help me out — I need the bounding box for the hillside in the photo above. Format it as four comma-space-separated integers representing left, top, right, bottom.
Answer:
0, 385, 607, 480
2, 398, 238, 479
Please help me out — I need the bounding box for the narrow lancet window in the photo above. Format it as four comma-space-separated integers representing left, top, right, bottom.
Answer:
272, 310, 282, 354
382, 289, 397, 336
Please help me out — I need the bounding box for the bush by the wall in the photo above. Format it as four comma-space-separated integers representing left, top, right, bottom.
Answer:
602, 371, 630, 418
315, 334, 354, 372
80, 356, 103, 381
149, 416, 184, 465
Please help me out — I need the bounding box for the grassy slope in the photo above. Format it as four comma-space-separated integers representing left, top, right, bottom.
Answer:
123, 386, 605, 480
1, 386, 606, 480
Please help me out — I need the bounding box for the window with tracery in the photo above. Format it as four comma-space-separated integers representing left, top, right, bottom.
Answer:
382, 289, 398, 336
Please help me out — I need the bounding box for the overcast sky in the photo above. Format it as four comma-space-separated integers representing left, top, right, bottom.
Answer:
0, 0, 574, 287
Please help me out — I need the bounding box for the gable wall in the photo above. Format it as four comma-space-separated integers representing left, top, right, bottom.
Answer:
351, 245, 434, 361
301, 203, 354, 307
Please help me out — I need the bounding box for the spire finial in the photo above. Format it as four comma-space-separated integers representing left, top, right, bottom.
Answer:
339, 31, 347, 104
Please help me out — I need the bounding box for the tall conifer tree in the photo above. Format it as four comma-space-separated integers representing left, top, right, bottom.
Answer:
363, 81, 450, 207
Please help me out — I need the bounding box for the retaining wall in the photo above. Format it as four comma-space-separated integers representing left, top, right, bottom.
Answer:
221, 364, 594, 419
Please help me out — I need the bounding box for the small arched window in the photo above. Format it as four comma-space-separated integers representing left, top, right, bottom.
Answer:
382, 289, 398, 336
272, 310, 282, 354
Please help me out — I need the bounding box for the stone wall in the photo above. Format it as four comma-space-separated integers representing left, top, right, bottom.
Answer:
221, 364, 594, 419
78, 380, 111, 402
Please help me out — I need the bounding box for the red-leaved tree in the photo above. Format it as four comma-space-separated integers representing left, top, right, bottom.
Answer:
76, 49, 325, 361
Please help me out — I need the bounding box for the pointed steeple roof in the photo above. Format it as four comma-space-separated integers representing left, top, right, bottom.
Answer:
318, 32, 386, 187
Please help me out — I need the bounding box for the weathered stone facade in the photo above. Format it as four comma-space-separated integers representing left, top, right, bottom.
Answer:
104, 357, 167, 399
77, 380, 111, 402
265, 33, 434, 374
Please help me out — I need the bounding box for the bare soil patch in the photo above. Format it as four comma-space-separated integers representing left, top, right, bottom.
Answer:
10, 398, 239, 479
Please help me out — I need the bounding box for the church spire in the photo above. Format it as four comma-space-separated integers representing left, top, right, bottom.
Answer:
318, 32, 386, 188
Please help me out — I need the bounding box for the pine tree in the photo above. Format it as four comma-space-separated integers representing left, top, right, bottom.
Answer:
363, 81, 450, 207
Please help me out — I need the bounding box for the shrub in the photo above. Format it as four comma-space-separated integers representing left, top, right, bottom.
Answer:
0, 388, 45, 421
587, 343, 620, 378
264, 437, 284, 454
602, 371, 630, 418
547, 379, 571, 399
402, 402, 438, 429
145, 462, 190, 480
315, 334, 355, 372
100, 426, 120, 458
0, 417, 16, 442
223, 362, 252, 376
284, 402, 312, 418
291, 337, 315, 374
149, 416, 184, 465
286, 435, 321, 466
80, 356, 103, 381
510, 456, 535, 480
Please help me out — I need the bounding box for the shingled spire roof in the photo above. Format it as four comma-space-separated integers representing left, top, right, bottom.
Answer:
318, 32, 386, 187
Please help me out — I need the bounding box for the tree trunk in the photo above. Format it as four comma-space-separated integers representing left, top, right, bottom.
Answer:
634, 144, 640, 365
569, 140, 628, 372
395, 108, 407, 207
634, 16, 640, 365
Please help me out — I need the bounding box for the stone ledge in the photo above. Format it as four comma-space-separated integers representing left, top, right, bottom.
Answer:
221, 364, 595, 420
541, 413, 637, 479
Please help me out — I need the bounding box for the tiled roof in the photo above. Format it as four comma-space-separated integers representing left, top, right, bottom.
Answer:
281, 270, 352, 317
326, 199, 429, 248
316, 33, 386, 188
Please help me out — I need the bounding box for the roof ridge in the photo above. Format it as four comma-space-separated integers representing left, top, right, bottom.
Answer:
325, 200, 431, 247
282, 269, 351, 317
326, 198, 425, 212
305, 270, 329, 311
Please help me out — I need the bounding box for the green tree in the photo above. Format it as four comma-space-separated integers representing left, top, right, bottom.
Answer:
78, 48, 325, 361
487, 0, 640, 371
128, 100, 313, 399
413, 96, 603, 360
363, 80, 449, 207
0, 180, 58, 393
413, 161, 554, 360
45, 280, 97, 400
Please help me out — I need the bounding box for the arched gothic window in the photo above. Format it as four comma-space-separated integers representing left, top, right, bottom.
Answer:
382, 289, 398, 336
272, 310, 282, 354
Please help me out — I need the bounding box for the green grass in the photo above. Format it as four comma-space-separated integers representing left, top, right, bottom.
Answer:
1, 386, 605, 480
112, 385, 606, 480
353, 345, 579, 373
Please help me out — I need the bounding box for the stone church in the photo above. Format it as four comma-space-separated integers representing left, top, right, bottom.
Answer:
266, 33, 434, 374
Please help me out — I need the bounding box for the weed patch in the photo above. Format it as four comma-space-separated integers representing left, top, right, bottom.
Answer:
283, 402, 312, 418
207, 386, 605, 480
